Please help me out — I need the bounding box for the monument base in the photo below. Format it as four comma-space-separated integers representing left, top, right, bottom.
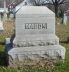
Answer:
8, 45, 66, 66
13, 34, 59, 47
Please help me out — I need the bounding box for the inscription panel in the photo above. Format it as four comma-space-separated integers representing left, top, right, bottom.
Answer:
25, 23, 47, 29
16, 15, 55, 36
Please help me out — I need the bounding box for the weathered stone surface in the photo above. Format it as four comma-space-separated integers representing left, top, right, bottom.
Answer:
6, 6, 66, 66
8, 45, 66, 62
13, 34, 59, 47
13, 6, 57, 45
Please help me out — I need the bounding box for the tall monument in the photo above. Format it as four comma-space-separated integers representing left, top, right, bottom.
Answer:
6, 6, 66, 66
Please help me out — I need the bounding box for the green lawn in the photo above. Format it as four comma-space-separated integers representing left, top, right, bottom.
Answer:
0, 20, 69, 72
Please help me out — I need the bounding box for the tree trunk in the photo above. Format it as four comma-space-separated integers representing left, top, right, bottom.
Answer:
55, 5, 58, 17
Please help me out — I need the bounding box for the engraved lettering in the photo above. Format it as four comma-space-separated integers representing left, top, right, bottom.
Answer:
25, 23, 47, 29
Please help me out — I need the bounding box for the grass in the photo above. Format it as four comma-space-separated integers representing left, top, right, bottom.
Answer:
0, 20, 14, 51
0, 18, 69, 72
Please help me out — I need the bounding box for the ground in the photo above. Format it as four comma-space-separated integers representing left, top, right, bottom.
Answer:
0, 18, 69, 72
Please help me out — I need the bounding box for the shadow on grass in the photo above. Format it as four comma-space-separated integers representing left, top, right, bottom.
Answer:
60, 40, 69, 44
0, 42, 5, 45
0, 33, 15, 67
0, 52, 8, 66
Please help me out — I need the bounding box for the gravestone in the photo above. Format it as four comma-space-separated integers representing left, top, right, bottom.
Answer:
0, 14, 4, 31
0, 21, 3, 31
6, 6, 66, 66
63, 13, 67, 25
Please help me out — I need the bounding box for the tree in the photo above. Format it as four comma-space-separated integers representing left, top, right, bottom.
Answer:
49, 0, 64, 17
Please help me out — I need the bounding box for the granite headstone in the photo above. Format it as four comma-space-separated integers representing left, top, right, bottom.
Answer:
6, 6, 66, 66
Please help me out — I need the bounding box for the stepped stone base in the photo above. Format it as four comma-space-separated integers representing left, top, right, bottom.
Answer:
8, 45, 66, 66
13, 34, 59, 47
